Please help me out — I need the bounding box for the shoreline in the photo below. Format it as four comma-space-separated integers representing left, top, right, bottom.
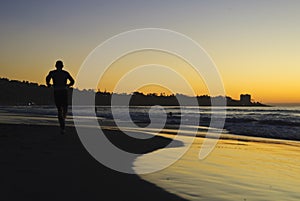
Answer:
1, 108, 300, 200
0, 123, 188, 201
135, 131, 300, 201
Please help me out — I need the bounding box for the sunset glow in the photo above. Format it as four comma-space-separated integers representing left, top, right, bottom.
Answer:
1, 1, 300, 104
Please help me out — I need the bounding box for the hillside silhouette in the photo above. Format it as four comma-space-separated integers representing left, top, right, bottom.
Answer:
0, 78, 267, 106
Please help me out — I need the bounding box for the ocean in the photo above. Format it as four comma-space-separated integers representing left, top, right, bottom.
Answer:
95, 105, 300, 141
1, 105, 300, 200
1, 105, 299, 142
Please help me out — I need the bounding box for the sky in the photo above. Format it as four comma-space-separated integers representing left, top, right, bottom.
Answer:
1, 0, 300, 104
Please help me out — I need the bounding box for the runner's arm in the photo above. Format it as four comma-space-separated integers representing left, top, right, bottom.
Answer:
46, 72, 52, 87
67, 73, 75, 87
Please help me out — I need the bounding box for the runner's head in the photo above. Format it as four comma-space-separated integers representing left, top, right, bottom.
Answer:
55, 60, 64, 69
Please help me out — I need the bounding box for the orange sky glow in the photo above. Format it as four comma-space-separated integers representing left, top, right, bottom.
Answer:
1, 1, 300, 104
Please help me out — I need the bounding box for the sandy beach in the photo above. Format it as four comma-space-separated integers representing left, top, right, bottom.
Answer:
0, 123, 188, 201
135, 132, 300, 201
1, 106, 300, 201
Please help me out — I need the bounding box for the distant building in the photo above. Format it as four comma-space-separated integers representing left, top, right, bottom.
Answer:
240, 94, 251, 105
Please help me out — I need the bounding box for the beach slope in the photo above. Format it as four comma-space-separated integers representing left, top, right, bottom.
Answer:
0, 123, 188, 201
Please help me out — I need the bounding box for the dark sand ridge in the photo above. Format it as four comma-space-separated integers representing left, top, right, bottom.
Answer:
0, 123, 188, 201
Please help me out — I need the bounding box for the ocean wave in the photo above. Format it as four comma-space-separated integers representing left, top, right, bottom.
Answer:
1, 105, 299, 142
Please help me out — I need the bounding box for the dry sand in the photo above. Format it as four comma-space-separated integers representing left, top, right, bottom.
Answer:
0, 123, 188, 201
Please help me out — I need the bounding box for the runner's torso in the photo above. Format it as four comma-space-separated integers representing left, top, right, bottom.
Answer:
49, 70, 70, 90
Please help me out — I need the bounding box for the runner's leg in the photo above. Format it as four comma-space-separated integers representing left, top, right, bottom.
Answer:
57, 106, 65, 130
54, 90, 66, 131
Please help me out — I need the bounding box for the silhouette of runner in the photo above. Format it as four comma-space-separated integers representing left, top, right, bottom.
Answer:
46, 60, 75, 134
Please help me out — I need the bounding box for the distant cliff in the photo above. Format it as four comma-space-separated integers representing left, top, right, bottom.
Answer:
0, 78, 54, 105
0, 78, 268, 106
95, 92, 268, 106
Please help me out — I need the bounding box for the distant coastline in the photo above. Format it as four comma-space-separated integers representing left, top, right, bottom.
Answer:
0, 78, 268, 107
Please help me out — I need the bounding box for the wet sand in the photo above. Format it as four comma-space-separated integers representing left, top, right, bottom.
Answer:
0, 123, 188, 201
135, 132, 300, 201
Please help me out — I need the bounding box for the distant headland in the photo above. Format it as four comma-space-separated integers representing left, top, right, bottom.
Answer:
0, 78, 268, 106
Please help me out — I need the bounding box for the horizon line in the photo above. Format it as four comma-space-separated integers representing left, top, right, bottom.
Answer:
1, 77, 300, 105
